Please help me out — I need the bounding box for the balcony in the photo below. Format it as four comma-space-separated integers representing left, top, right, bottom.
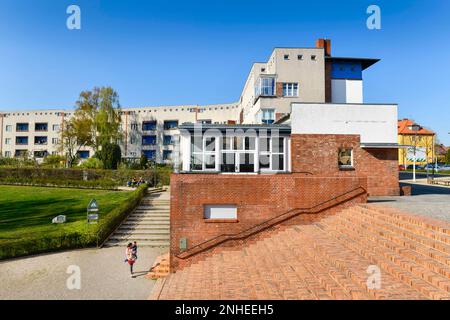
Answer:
255, 76, 276, 99
163, 136, 174, 145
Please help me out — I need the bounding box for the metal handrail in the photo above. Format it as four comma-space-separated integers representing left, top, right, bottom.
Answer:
176, 186, 366, 259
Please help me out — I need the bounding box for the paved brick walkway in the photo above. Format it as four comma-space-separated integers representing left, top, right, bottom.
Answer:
153, 204, 450, 300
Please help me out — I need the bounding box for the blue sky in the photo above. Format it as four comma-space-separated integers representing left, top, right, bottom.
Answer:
0, 0, 449, 144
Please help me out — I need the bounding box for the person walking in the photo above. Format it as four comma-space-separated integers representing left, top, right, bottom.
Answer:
132, 241, 138, 260
125, 243, 136, 277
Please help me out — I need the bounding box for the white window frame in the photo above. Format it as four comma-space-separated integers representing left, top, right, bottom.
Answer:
282, 83, 299, 97
220, 136, 257, 174
259, 136, 287, 172
191, 136, 219, 172
5, 125, 12, 132
5, 138, 11, 145
338, 148, 354, 168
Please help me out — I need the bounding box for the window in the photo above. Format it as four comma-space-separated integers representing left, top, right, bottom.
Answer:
261, 68, 266, 72
255, 77, 275, 97
142, 121, 157, 131
191, 136, 216, 171
221, 136, 256, 173
5, 125, 12, 132
204, 205, 237, 220
297, 54, 303, 60
259, 137, 285, 171
34, 150, 48, 158
142, 150, 156, 160
35, 123, 48, 131
163, 150, 172, 161
5, 138, 11, 145
16, 123, 29, 132
34, 136, 48, 145
142, 135, 156, 145
311, 55, 317, 61
131, 123, 138, 130
282, 83, 298, 97
52, 124, 60, 131
52, 138, 59, 144
164, 120, 178, 130
338, 149, 353, 168
16, 136, 28, 145
15, 150, 28, 157
5, 151, 11, 157
77, 151, 90, 159
284, 54, 289, 60
163, 135, 174, 145
261, 109, 275, 124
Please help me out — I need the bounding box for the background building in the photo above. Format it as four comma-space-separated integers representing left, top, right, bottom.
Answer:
0, 39, 389, 164
397, 118, 435, 166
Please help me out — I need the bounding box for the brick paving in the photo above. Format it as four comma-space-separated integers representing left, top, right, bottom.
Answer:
153, 204, 450, 300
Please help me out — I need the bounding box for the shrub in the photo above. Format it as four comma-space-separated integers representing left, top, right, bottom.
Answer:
96, 143, 122, 169
140, 154, 149, 169
78, 157, 103, 169
42, 155, 66, 168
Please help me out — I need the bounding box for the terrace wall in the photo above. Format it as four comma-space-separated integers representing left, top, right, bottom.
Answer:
170, 173, 367, 271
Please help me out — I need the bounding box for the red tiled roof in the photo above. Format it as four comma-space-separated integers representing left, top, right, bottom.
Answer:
398, 119, 434, 135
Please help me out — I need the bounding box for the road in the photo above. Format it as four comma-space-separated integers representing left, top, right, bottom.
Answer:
0, 246, 167, 300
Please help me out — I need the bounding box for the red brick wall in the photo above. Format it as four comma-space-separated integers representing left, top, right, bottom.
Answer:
170, 174, 366, 271
291, 134, 399, 196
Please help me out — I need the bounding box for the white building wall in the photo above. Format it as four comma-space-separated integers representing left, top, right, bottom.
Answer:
291, 103, 398, 144
331, 79, 363, 104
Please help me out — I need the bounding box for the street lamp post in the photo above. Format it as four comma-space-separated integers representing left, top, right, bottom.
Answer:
411, 123, 421, 182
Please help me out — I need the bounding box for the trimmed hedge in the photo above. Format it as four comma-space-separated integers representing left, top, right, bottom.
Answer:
0, 167, 171, 189
0, 185, 148, 260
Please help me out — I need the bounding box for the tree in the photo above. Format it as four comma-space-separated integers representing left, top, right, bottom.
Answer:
96, 142, 122, 169
60, 119, 90, 167
72, 86, 122, 152
59, 86, 123, 167
445, 149, 450, 165
140, 154, 149, 169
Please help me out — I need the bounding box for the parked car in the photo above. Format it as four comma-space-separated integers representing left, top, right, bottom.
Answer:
406, 165, 424, 170
399, 165, 406, 171
424, 164, 440, 172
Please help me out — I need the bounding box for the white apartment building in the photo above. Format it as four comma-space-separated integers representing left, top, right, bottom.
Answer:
0, 39, 380, 164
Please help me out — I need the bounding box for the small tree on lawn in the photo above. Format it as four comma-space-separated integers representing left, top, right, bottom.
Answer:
96, 142, 122, 169
140, 154, 149, 169
60, 119, 90, 167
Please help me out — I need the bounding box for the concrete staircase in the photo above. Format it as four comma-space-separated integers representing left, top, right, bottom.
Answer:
153, 204, 450, 300
104, 190, 170, 247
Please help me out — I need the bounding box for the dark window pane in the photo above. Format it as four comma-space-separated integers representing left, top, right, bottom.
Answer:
221, 152, 235, 172
239, 153, 254, 172
244, 137, 255, 150
272, 154, 284, 171
272, 138, 284, 153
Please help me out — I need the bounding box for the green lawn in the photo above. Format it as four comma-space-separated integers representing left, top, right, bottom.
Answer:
0, 185, 133, 244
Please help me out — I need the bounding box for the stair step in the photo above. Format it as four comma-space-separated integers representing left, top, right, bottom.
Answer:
116, 229, 170, 235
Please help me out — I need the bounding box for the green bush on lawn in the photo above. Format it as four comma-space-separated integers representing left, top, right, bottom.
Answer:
0, 184, 148, 260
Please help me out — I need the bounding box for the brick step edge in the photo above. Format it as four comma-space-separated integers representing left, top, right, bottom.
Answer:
148, 278, 167, 300
147, 253, 170, 280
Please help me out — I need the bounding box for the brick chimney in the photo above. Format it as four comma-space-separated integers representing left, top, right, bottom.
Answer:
316, 38, 331, 56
